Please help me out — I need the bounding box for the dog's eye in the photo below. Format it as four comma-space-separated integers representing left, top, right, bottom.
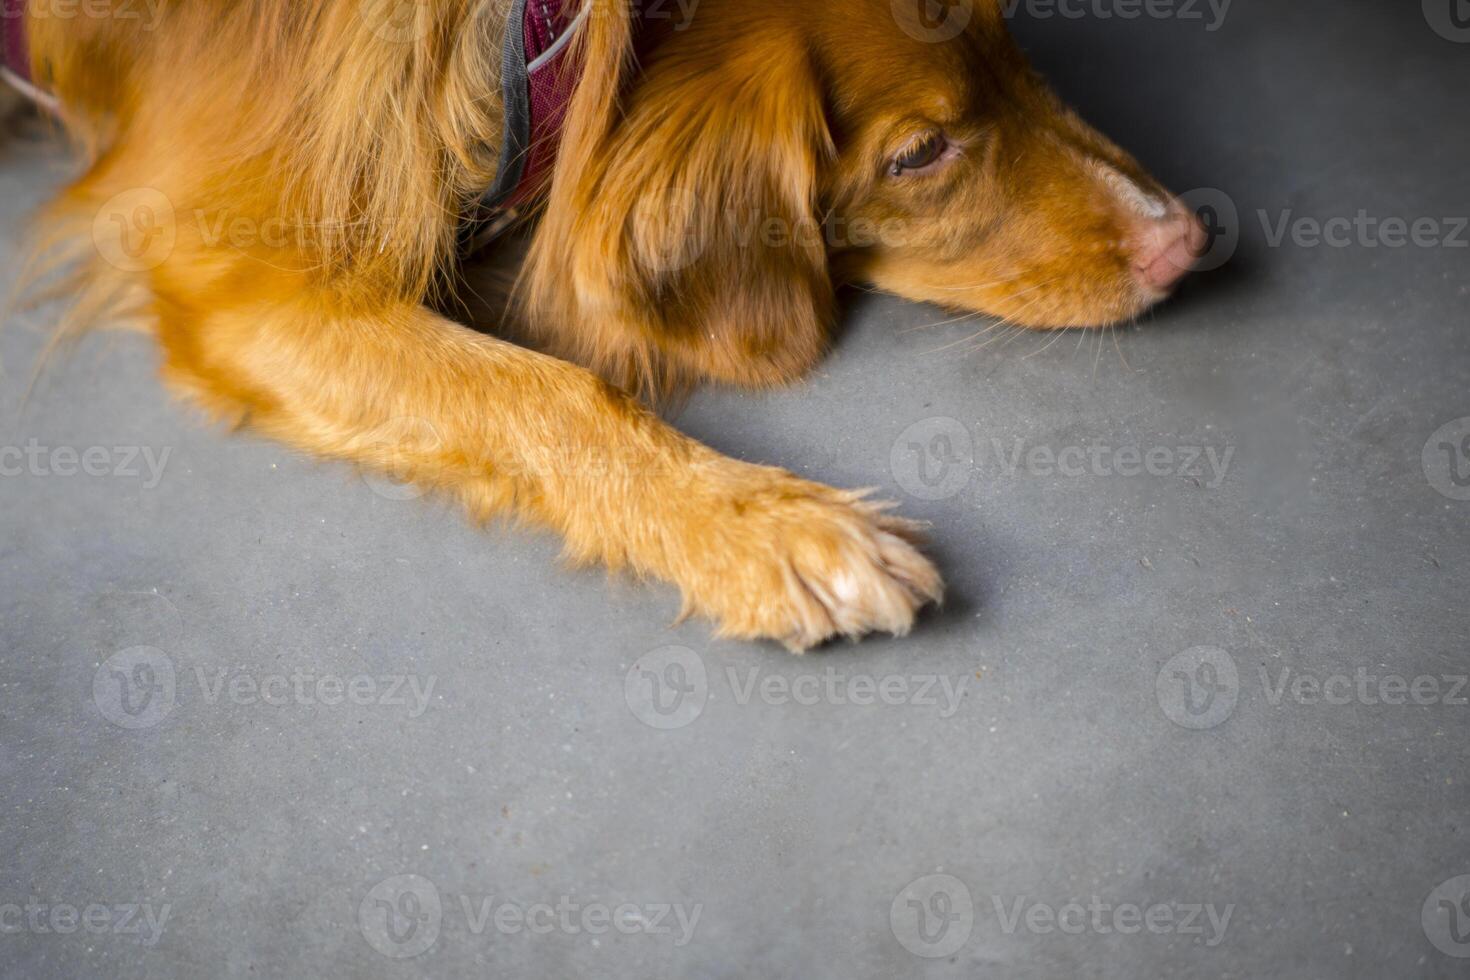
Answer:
889, 134, 947, 176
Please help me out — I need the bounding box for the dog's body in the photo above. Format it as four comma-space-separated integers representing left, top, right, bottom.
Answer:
6, 0, 1204, 650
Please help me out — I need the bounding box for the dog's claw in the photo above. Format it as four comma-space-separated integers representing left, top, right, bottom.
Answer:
677, 466, 943, 651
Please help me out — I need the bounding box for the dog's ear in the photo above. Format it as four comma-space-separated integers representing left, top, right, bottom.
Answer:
524, 22, 835, 396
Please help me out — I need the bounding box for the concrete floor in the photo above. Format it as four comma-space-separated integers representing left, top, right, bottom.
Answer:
2, 1, 1468, 977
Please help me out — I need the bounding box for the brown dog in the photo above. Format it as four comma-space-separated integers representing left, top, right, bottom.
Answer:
6, 0, 1204, 650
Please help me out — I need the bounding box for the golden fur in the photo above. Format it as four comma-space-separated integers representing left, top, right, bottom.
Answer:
8, 0, 1201, 650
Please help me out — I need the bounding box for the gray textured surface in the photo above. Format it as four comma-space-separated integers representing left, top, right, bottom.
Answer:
2, 2, 1468, 977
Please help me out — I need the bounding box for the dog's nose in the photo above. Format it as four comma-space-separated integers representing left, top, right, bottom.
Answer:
1131, 205, 1208, 293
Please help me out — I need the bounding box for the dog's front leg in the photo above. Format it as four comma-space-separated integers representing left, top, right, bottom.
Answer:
155, 293, 941, 650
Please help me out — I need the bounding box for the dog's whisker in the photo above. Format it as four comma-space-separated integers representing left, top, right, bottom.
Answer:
919, 319, 1008, 355
1021, 325, 1068, 360
966, 324, 1023, 356
1110, 323, 1132, 371
903, 276, 1060, 336
901, 309, 987, 334
927, 273, 1027, 292
960, 303, 1043, 357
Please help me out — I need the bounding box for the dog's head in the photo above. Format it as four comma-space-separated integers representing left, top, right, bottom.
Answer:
528, 0, 1206, 389
817, 0, 1207, 327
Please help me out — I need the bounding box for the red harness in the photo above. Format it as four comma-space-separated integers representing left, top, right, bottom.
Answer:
499, 0, 587, 208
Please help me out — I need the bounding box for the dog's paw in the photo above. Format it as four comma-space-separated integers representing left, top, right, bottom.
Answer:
679, 465, 943, 651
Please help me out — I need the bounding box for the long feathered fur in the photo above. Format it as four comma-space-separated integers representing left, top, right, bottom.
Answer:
2, 0, 1198, 649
